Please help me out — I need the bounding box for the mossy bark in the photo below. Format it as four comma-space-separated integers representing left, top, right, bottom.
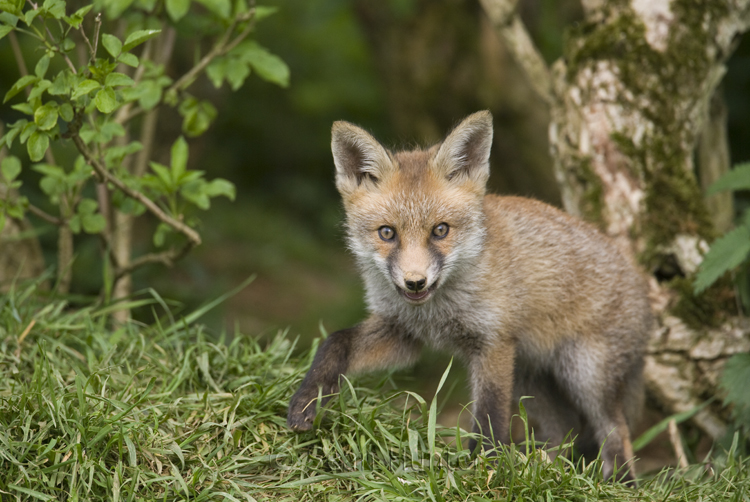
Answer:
545, 0, 750, 438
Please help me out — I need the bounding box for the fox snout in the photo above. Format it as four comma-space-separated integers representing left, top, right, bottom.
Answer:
398, 270, 435, 303
403, 273, 426, 292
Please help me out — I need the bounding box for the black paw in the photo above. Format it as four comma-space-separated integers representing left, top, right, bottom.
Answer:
287, 392, 317, 431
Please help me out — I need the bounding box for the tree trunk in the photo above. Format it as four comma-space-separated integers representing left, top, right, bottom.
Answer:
482, 0, 750, 438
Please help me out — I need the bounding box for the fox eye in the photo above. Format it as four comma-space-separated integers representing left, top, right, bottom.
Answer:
432, 223, 449, 239
378, 226, 396, 241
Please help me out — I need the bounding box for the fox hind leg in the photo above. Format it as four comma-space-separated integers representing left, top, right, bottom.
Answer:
554, 340, 640, 483
513, 367, 582, 460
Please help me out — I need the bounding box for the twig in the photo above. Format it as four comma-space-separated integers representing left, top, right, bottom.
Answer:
8, 31, 30, 78
27, 203, 63, 225
70, 134, 202, 246
42, 20, 77, 73
114, 242, 194, 280
167, 9, 255, 94
117, 11, 255, 125
91, 14, 102, 64
668, 419, 689, 469
478, 0, 553, 104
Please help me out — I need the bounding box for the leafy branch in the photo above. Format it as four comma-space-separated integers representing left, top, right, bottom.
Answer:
0, 0, 289, 305
694, 162, 750, 312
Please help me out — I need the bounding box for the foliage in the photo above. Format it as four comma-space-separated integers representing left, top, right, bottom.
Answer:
1, 284, 750, 500
694, 162, 750, 306
0, 0, 289, 296
719, 352, 750, 452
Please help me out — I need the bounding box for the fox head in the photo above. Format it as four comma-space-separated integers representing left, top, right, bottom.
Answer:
331, 111, 493, 306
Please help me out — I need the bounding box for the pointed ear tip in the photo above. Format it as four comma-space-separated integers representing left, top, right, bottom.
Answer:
473, 110, 493, 123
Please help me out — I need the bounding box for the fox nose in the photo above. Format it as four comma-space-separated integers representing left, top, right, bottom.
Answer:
405, 278, 426, 292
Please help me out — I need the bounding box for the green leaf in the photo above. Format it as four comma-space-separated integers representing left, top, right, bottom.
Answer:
88, 58, 117, 82
181, 181, 210, 209
27, 131, 49, 162
102, 33, 123, 58
195, 0, 229, 18
153, 222, 170, 247
20, 121, 37, 143
78, 198, 98, 214
68, 214, 81, 233
102, 0, 135, 18
720, 353, 750, 424
1, 121, 23, 148
118, 52, 138, 67
49, 70, 74, 96
11, 102, 34, 115
4, 75, 38, 103
105, 72, 134, 87
166, 0, 190, 21
171, 136, 188, 181
59, 103, 74, 122
0, 25, 13, 40
34, 102, 58, 130
28, 79, 51, 101
179, 99, 216, 137
71, 79, 101, 99
35, 55, 50, 78
694, 224, 750, 294
205, 178, 235, 200
82, 213, 106, 233
1, 156, 22, 182
236, 41, 289, 88
206, 58, 228, 89
149, 162, 173, 189
24, 9, 40, 25
707, 162, 750, 196
254, 6, 278, 21
63, 4, 92, 28
61, 37, 75, 52
95, 86, 118, 113
123, 29, 161, 52
137, 80, 162, 110
225, 61, 250, 91
0, 0, 23, 16
42, 0, 65, 19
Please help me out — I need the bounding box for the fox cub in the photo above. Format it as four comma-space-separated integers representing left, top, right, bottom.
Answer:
287, 111, 653, 482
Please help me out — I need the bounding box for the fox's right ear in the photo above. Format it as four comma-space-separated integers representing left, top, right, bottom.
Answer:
332, 122, 394, 196
433, 111, 493, 188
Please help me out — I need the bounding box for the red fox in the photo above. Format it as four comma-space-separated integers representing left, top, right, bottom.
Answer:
287, 111, 653, 483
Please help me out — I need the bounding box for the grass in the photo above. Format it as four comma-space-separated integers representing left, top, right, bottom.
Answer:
0, 281, 748, 501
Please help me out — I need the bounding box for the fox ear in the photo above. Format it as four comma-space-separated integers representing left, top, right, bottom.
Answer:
433, 111, 493, 186
332, 122, 394, 195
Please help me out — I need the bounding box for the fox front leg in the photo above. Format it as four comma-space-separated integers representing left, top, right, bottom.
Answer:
287, 316, 421, 431
467, 339, 516, 453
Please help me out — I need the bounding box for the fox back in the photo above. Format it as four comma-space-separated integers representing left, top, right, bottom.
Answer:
289, 111, 653, 484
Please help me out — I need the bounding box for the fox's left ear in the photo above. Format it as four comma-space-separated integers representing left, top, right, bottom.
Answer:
433, 111, 493, 187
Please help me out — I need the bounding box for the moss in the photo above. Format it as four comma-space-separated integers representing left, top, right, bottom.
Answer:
669, 276, 734, 330
576, 158, 606, 229
562, 2, 733, 326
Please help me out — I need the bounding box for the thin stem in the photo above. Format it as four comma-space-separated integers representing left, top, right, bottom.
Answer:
27, 204, 63, 225
479, 0, 553, 104
119, 10, 256, 124
9, 31, 30, 78
42, 18, 77, 73
114, 242, 194, 280
70, 134, 202, 246
91, 14, 101, 64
